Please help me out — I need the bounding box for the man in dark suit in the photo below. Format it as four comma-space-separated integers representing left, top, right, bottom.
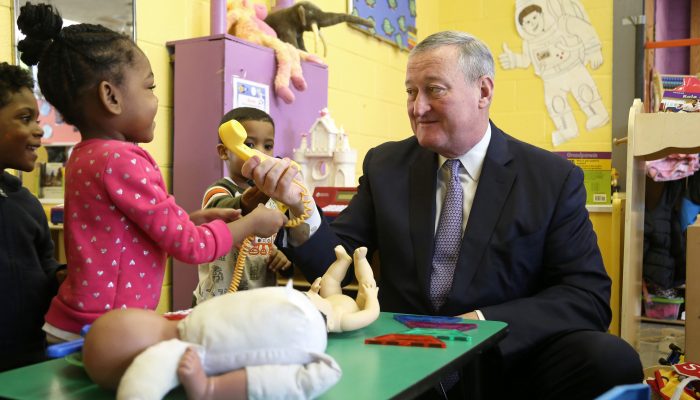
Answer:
243, 30, 642, 399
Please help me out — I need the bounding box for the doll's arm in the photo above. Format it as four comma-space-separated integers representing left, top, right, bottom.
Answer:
117, 339, 196, 400
246, 353, 342, 400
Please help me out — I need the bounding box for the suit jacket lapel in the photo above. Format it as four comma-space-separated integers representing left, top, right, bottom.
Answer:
451, 124, 516, 295
409, 149, 439, 302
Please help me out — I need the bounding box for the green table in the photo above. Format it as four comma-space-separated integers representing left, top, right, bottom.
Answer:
0, 313, 507, 399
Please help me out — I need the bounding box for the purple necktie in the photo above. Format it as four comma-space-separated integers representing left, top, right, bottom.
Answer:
430, 159, 463, 311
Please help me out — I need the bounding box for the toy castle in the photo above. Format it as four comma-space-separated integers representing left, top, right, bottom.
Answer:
293, 109, 357, 192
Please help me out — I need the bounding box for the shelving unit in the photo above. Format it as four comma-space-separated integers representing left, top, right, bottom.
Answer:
620, 99, 700, 361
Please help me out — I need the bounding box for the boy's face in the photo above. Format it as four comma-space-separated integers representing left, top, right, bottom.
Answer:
521, 10, 544, 35
0, 87, 43, 172
218, 119, 275, 185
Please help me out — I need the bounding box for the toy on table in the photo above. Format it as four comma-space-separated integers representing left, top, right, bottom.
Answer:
225, 0, 324, 104
46, 324, 91, 363
264, 1, 374, 57
365, 334, 446, 349
305, 245, 380, 333
81, 285, 341, 400
402, 328, 472, 342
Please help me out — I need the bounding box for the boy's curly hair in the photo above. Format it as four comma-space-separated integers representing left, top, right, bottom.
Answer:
0, 62, 34, 109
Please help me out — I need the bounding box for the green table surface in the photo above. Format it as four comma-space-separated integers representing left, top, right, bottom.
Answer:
0, 312, 507, 400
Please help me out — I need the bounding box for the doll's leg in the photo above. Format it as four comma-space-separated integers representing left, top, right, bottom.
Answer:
177, 347, 246, 400
353, 247, 378, 310
319, 245, 352, 298
353, 247, 375, 287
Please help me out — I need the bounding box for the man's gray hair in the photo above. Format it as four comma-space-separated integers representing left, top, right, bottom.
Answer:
410, 31, 495, 83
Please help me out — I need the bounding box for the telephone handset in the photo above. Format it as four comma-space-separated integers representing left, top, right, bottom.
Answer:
218, 119, 300, 169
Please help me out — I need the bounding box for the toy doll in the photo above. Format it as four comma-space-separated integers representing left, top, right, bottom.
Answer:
82, 284, 341, 400
305, 246, 380, 333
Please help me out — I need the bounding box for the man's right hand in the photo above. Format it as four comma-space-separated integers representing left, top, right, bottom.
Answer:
241, 156, 306, 216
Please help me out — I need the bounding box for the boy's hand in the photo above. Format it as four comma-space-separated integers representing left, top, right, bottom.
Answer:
248, 204, 287, 238
241, 157, 306, 216
267, 246, 292, 272
190, 208, 242, 225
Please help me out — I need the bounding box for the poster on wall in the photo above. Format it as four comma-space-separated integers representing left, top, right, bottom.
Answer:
497, 0, 609, 147
555, 151, 612, 205
348, 0, 417, 51
232, 77, 270, 113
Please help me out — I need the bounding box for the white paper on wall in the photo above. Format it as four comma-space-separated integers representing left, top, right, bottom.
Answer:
498, 0, 609, 146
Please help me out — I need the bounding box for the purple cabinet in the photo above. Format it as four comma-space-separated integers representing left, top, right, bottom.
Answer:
167, 34, 328, 310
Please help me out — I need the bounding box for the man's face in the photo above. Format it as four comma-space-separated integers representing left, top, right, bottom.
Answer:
0, 87, 43, 172
405, 45, 492, 158
522, 11, 544, 35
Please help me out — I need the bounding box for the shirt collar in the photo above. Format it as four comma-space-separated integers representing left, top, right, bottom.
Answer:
438, 123, 491, 181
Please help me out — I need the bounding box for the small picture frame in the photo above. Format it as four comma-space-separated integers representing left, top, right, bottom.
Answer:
232, 77, 270, 113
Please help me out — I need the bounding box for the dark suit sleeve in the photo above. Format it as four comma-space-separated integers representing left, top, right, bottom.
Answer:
284, 148, 380, 285
481, 166, 612, 360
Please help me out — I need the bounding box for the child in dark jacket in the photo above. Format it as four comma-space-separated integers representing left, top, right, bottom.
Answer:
0, 62, 66, 371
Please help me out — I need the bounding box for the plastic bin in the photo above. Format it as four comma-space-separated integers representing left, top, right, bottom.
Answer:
644, 296, 684, 320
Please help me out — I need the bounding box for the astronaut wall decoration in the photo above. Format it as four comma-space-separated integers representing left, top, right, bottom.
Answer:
499, 0, 609, 146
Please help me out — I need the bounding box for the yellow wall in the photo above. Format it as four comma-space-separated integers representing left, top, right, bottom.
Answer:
1, 0, 13, 63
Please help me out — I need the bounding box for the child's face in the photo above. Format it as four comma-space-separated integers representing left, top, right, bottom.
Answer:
521, 11, 544, 35
117, 50, 158, 143
219, 119, 275, 185
0, 87, 43, 172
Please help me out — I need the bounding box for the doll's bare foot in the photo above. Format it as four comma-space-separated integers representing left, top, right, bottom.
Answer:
178, 347, 210, 400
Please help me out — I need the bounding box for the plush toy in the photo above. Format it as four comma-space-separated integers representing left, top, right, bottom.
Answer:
264, 1, 374, 57
226, 0, 324, 104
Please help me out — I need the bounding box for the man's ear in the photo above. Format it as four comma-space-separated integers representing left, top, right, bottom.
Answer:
478, 75, 494, 109
97, 80, 122, 115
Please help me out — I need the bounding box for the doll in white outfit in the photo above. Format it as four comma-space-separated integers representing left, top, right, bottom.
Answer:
82, 284, 341, 400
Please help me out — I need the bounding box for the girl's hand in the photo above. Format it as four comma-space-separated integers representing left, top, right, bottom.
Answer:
247, 204, 287, 238
267, 246, 292, 272
189, 208, 241, 225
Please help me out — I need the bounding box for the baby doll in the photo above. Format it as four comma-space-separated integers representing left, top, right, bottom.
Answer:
305, 246, 380, 333
225, 0, 324, 104
82, 284, 341, 400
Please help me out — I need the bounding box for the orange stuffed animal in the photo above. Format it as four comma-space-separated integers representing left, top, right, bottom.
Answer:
226, 0, 324, 104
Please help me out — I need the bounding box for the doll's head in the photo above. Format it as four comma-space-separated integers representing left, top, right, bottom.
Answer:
17, 2, 157, 143
82, 308, 179, 389
0, 62, 42, 173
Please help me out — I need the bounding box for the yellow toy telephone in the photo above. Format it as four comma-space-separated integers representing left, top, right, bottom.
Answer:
218, 119, 312, 292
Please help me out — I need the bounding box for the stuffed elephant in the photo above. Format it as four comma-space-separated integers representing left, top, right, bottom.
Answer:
265, 1, 374, 56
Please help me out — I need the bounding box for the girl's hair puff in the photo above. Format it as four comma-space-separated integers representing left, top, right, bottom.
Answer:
0, 62, 35, 108
17, 2, 138, 127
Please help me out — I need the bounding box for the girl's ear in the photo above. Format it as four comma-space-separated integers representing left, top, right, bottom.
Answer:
97, 81, 123, 115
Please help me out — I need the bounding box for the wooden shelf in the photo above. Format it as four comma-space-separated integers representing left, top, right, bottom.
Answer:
640, 317, 685, 326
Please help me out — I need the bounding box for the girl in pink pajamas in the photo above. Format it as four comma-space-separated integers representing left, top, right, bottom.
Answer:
17, 3, 287, 341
